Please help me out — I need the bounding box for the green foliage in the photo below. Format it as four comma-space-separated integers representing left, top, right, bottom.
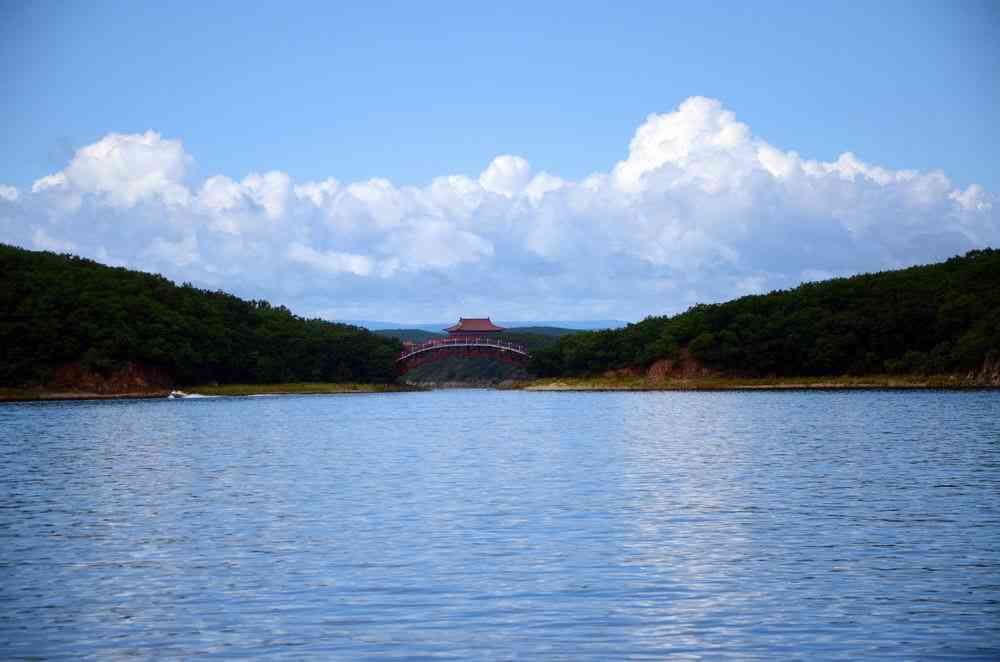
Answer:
373, 329, 444, 343
504, 326, 580, 337
502, 331, 566, 353
531, 249, 1000, 378
0, 244, 402, 386
404, 355, 528, 384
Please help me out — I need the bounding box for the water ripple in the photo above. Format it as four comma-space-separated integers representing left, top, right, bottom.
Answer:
1, 390, 998, 659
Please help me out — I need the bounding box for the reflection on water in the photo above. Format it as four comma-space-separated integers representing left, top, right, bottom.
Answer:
1, 390, 998, 658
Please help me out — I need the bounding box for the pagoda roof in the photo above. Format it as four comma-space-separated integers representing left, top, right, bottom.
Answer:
445, 317, 505, 333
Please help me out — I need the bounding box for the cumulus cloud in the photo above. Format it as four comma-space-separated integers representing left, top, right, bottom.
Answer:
31, 173, 68, 193
479, 155, 532, 196
2, 98, 996, 321
287, 242, 376, 277
614, 96, 755, 194
32, 131, 192, 208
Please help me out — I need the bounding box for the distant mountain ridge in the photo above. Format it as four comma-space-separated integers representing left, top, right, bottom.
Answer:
373, 326, 585, 343
345, 320, 628, 332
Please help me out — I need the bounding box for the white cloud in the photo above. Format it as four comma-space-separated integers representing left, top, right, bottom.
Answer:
0, 185, 19, 202
294, 178, 340, 207
38, 131, 192, 208
287, 242, 375, 277
950, 184, 993, 212
32, 173, 68, 193
383, 219, 494, 271
2, 97, 996, 321
426, 175, 484, 218
756, 145, 798, 179
196, 172, 295, 234
524, 172, 566, 202
613, 96, 755, 194
198, 175, 245, 214
479, 155, 532, 196
242, 171, 291, 220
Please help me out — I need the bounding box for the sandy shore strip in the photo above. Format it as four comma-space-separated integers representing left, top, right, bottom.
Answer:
0, 383, 424, 402
520, 374, 994, 391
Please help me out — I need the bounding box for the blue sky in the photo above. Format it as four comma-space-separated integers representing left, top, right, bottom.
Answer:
4, 1, 997, 190
1, 1, 997, 322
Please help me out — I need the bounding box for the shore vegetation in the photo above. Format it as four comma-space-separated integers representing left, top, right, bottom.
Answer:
520, 374, 992, 391
1, 244, 402, 390
530, 249, 999, 382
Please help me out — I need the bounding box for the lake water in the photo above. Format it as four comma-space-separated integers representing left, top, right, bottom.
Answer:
2, 389, 998, 659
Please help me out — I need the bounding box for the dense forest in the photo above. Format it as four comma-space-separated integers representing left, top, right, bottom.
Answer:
402, 355, 529, 384
5, 243, 997, 390
0, 244, 402, 387
373, 329, 444, 343
531, 249, 1000, 378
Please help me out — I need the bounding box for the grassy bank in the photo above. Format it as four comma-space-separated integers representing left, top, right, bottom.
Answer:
0, 382, 424, 402
5, 376, 992, 401
518, 373, 993, 391
184, 382, 424, 396
0, 388, 171, 402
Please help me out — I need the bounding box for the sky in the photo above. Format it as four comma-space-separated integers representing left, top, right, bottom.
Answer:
1, 1, 997, 323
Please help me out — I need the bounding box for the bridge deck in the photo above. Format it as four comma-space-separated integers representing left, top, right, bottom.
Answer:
398, 336, 530, 362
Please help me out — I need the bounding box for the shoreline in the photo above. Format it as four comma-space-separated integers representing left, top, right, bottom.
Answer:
185, 383, 424, 396
3, 376, 996, 402
0, 382, 423, 402
0, 389, 172, 403
517, 374, 998, 391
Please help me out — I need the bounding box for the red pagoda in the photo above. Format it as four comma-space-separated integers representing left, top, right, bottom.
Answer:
445, 317, 505, 337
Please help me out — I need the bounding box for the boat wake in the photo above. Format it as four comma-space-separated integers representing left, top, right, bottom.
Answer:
167, 390, 216, 399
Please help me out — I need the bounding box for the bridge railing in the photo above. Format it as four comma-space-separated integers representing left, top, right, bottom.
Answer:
398, 335, 529, 360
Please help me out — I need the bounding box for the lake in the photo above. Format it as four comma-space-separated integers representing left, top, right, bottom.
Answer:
2, 389, 998, 659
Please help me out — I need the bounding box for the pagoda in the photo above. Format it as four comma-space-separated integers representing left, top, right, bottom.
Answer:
445, 317, 505, 337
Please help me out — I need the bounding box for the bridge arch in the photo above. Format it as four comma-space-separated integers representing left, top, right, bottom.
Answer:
396, 336, 530, 374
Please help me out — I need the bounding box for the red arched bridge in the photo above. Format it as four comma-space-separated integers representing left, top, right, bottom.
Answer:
396, 335, 530, 373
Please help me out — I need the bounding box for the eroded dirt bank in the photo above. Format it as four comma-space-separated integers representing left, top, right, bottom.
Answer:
523, 352, 1000, 391
1, 361, 173, 401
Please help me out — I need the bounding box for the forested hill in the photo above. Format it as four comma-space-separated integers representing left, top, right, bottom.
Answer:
373, 329, 443, 343
531, 249, 1000, 379
0, 244, 402, 387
